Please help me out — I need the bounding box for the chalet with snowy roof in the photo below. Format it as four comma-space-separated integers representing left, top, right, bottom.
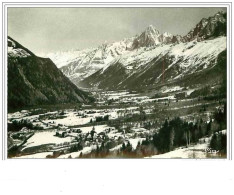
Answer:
126, 65, 134, 73
55, 131, 67, 138
126, 65, 133, 70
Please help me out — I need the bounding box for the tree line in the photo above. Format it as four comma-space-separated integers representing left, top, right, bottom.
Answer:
78, 103, 227, 158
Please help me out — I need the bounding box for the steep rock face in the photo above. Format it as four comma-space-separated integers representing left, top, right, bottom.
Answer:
131, 25, 183, 50
8, 37, 94, 110
131, 25, 161, 49
160, 32, 174, 44
183, 11, 226, 42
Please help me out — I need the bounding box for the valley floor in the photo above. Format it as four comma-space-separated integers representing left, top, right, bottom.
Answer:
7, 87, 227, 159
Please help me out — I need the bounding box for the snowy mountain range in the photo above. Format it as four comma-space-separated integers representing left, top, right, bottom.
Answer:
43, 11, 226, 89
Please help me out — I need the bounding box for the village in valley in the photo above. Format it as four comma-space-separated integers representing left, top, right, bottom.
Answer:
8, 85, 226, 158
7, 9, 227, 159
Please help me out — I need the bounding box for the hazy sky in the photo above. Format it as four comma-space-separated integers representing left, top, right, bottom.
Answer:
8, 7, 226, 55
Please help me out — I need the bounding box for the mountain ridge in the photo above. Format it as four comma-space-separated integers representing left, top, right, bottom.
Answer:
8, 36, 94, 111
79, 36, 226, 90
43, 11, 226, 88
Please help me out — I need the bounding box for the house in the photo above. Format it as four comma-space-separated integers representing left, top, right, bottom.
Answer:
175, 92, 187, 99
55, 131, 67, 138
73, 129, 82, 133
126, 65, 133, 70
126, 65, 134, 73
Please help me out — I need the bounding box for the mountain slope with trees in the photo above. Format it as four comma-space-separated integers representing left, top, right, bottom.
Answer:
8, 36, 94, 111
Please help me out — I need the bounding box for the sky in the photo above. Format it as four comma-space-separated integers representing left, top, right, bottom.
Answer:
8, 7, 226, 55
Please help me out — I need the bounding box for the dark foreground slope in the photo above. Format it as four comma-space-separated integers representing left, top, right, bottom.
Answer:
8, 37, 94, 111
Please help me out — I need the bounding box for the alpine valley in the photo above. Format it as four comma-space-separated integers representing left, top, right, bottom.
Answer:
7, 11, 227, 159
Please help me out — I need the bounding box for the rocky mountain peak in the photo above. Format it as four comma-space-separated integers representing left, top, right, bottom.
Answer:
145, 25, 160, 35
183, 11, 226, 42
44, 11, 227, 88
131, 25, 171, 49
163, 32, 173, 37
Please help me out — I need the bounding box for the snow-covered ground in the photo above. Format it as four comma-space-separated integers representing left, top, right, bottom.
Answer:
8, 48, 31, 58
110, 138, 145, 152
8, 87, 224, 159
8, 38, 31, 58
42, 110, 119, 126
58, 146, 94, 159
147, 143, 209, 159
117, 37, 226, 70
147, 131, 226, 159
22, 130, 74, 150
8, 107, 131, 129
79, 125, 109, 134
15, 152, 53, 159
43, 112, 92, 126
8, 110, 31, 120
161, 86, 183, 93
129, 138, 146, 149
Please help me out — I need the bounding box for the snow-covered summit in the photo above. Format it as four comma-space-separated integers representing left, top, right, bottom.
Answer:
43, 11, 226, 87
80, 36, 226, 90
163, 32, 173, 37
145, 25, 160, 36
131, 25, 176, 49
48, 37, 135, 83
